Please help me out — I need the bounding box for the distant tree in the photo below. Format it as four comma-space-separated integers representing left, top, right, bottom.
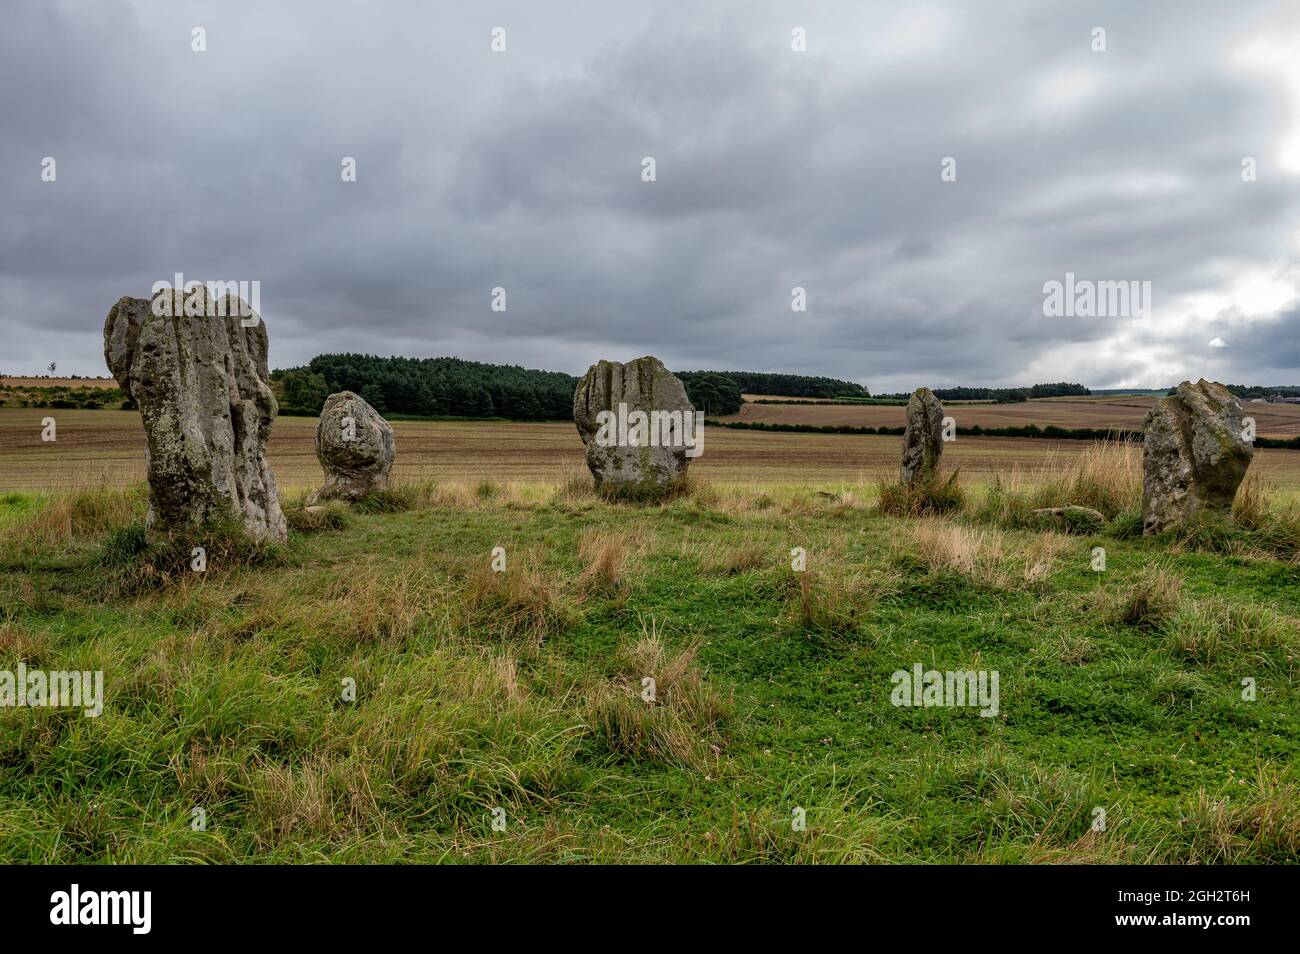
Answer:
682, 372, 743, 415
47, 362, 56, 375
297, 354, 575, 420
677, 369, 867, 399
276, 368, 331, 414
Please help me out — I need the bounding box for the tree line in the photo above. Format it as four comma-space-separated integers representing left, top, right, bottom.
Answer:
272, 356, 865, 418
876, 383, 1091, 403
675, 370, 869, 399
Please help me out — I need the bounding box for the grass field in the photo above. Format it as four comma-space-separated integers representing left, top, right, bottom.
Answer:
7, 407, 1300, 493
1, 447, 1298, 863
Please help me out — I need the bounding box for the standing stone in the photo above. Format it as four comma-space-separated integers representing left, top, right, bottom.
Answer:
573, 356, 695, 493
901, 387, 945, 485
1142, 379, 1254, 534
103, 286, 286, 542
308, 391, 395, 503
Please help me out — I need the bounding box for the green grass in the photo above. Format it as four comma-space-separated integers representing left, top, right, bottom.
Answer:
0, 479, 1298, 863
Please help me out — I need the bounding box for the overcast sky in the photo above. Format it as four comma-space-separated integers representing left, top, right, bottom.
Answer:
3, 0, 1300, 392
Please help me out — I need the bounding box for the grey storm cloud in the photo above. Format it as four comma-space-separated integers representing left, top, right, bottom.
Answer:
2, 0, 1300, 392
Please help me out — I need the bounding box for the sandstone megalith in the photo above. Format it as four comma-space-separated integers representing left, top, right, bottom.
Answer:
901, 387, 945, 486
1142, 379, 1253, 534
573, 356, 698, 494
308, 391, 395, 503
103, 287, 286, 542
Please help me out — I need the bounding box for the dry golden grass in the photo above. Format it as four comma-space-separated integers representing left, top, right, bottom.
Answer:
577, 529, 637, 597
1019, 533, 1070, 589
910, 521, 1004, 578
974, 439, 1140, 525
586, 618, 732, 770
688, 538, 771, 575
460, 560, 578, 647
0, 482, 144, 554
1179, 769, 1300, 863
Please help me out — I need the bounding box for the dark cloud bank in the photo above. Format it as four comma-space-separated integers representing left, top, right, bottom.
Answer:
3, 0, 1299, 392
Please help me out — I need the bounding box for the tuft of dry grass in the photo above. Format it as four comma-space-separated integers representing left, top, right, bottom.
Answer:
691, 539, 770, 575
0, 483, 145, 558
1231, 471, 1271, 529
1164, 598, 1300, 664
779, 565, 898, 643
1018, 533, 1069, 589
911, 521, 1004, 576
1032, 632, 1098, 666
0, 617, 53, 666
284, 500, 351, 533
972, 439, 1140, 528
586, 618, 731, 770
590, 471, 701, 506
461, 560, 579, 646
1103, 566, 1184, 629
876, 471, 964, 517
1174, 768, 1300, 863
578, 530, 629, 595
323, 561, 441, 644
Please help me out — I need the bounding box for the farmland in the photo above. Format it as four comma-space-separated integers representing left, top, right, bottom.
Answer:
721, 395, 1300, 438
7, 407, 1300, 492
0, 377, 119, 390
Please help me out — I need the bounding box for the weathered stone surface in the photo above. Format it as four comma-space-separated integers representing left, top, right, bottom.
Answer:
1142, 379, 1254, 534
1032, 505, 1107, 531
103, 287, 286, 542
308, 391, 395, 503
901, 387, 945, 485
573, 356, 695, 492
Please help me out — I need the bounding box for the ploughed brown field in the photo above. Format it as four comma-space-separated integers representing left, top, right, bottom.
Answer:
722, 395, 1300, 437
5, 407, 1300, 492
0, 376, 119, 389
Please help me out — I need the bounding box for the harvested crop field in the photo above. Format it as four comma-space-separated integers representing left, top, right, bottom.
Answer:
5, 407, 1300, 492
0, 376, 119, 390
721, 395, 1300, 437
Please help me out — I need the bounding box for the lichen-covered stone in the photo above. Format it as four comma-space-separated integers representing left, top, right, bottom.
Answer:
901, 387, 945, 485
308, 391, 395, 503
573, 356, 695, 492
103, 287, 286, 542
1142, 379, 1254, 534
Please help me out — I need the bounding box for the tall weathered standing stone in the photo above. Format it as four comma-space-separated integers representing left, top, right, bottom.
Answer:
573, 356, 695, 493
901, 387, 945, 485
308, 391, 395, 503
103, 287, 286, 542
1142, 379, 1253, 534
